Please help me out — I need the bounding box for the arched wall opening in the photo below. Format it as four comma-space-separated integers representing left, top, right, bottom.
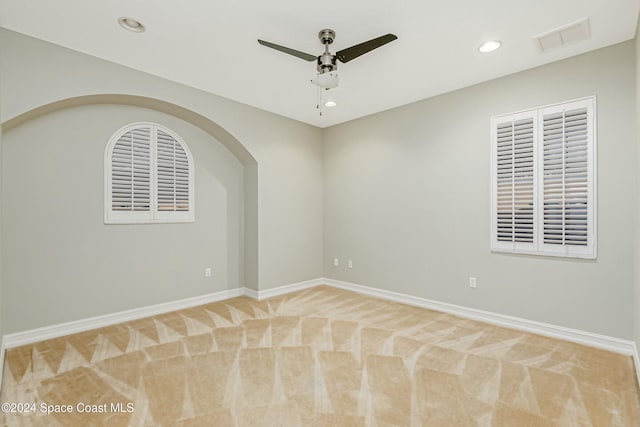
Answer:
1, 95, 259, 332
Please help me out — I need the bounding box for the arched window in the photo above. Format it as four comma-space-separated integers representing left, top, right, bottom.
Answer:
105, 123, 194, 223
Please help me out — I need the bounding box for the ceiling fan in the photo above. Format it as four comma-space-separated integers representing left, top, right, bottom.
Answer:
258, 29, 397, 89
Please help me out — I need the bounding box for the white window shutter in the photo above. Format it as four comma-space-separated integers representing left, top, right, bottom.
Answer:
154, 128, 193, 222
539, 99, 595, 257
491, 112, 537, 253
105, 123, 194, 224
106, 125, 153, 222
490, 96, 595, 258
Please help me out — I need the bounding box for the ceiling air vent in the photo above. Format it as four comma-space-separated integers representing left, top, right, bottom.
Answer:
532, 18, 591, 53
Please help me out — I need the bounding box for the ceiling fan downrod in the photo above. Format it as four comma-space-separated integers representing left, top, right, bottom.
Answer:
317, 29, 337, 74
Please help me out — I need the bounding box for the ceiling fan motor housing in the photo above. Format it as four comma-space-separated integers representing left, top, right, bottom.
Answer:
317, 52, 337, 73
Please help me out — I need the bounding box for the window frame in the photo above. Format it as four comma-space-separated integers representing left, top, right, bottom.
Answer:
490, 96, 597, 259
104, 122, 195, 224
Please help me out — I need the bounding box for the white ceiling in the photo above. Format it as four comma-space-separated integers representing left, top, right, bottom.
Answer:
1, 0, 638, 128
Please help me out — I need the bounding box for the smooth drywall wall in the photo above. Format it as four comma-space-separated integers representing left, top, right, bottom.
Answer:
0, 29, 323, 331
2, 104, 244, 332
0, 111, 3, 354
324, 41, 635, 339
635, 21, 640, 350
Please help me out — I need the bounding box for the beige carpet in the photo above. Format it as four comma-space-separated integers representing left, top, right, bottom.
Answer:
1, 285, 639, 426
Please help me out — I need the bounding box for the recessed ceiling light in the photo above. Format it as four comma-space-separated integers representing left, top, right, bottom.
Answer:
324, 100, 337, 108
478, 40, 501, 53
118, 17, 145, 33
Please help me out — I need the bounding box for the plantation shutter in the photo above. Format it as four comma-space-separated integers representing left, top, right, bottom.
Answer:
539, 99, 594, 257
108, 126, 152, 221
491, 112, 537, 252
491, 97, 595, 258
155, 129, 191, 220
105, 123, 194, 224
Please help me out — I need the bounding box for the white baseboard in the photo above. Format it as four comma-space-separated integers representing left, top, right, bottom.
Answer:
2, 288, 244, 350
240, 276, 635, 356
1, 276, 635, 368
242, 287, 259, 300
244, 278, 325, 300
0, 338, 5, 392
322, 278, 636, 356
633, 342, 640, 389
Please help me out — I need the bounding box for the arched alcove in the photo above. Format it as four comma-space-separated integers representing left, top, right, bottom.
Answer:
1, 94, 259, 299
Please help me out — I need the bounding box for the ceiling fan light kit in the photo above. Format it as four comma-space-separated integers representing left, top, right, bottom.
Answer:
311, 71, 339, 89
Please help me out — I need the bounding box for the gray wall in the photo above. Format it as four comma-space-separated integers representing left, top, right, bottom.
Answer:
0, 29, 324, 293
0, 29, 324, 333
2, 104, 244, 331
635, 23, 640, 350
0, 118, 3, 346
324, 41, 636, 339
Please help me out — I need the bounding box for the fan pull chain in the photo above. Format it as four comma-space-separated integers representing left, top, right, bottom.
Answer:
316, 85, 323, 116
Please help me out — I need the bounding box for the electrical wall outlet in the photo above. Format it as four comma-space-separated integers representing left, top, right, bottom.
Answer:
469, 277, 477, 288
348, 260, 353, 269
205, 267, 212, 277
333, 258, 339, 267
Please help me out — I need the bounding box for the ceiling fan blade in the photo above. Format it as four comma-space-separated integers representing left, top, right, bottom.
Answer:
335, 34, 398, 63
257, 39, 317, 62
